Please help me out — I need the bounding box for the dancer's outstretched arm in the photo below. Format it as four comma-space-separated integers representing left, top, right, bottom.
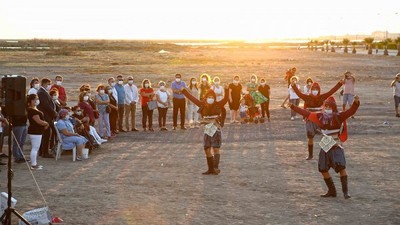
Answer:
320, 79, 345, 100
181, 87, 202, 107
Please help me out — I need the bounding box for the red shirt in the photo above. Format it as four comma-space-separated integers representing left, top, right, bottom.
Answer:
51, 84, 67, 102
140, 88, 154, 106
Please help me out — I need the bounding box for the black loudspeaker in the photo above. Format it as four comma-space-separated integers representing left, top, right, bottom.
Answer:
1, 75, 27, 117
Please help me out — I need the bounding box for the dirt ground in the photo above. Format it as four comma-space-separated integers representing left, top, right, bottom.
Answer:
0, 47, 399, 224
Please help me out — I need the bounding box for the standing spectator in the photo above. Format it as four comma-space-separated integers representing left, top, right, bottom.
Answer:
211, 76, 226, 126
78, 92, 95, 126
228, 75, 243, 123
106, 86, 118, 135
247, 74, 268, 105
37, 78, 56, 158
124, 76, 139, 132
28, 77, 40, 95
391, 73, 400, 117
51, 75, 67, 106
187, 77, 200, 128
281, 67, 297, 108
156, 81, 170, 131
49, 89, 61, 152
115, 75, 126, 132
49, 89, 62, 113
140, 79, 155, 131
95, 84, 111, 139
258, 78, 271, 122
342, 71, 356, 113
199, 73, 211, 101
11, 107, 28, 163
304, 77, 314, 96
289, 76, 300, 121
27, 94, 48, 170
171, 74, 187, 130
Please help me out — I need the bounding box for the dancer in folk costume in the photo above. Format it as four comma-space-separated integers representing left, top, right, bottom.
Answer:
291, 78, 344, 160
289, 95, 360, 199
181, 86, 229, 175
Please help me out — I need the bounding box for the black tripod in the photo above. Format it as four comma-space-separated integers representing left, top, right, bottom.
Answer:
0, 119, 31, 225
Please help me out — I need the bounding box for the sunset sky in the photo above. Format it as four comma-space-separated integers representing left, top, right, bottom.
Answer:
1, 0, 399, 40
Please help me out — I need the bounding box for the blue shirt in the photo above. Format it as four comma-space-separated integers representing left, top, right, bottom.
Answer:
171, 81, 187, 99
115, 84, 125, 105
95, 94, 109, 113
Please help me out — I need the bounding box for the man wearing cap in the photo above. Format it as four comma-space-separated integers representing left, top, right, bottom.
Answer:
124, 76, 139, 131
290, 78, 344, 160
289, 95, 360, 199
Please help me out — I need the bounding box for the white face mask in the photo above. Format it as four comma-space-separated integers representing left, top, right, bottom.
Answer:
83, 96, 89, 101
34, 83, 40, 89
128, 80, 133, 84
206, 98, 214, 104
111, 82, 116, 87
46, 85, 51, 91
293, 80, 297, 84
202, 78, 207, 82
215, 81, 220, 85
52, 95, 58, 100
233, 80, 239, 84
56, 81, 62, 86
65, 115, 70, 120
35, 100, 40, 106
176, 78, 181, 82
100, 90, 105, 94
251, 78, 256, 82
312, 90, 318, 96
144, 83, 149, 88
324, 109, 333, 114
308, 82, 312, 85
118, 80, 123, 85
76, 111, 82, 116
260, 82, 265, 86
191, 81, 196, 85
68, 112, 73, 116
108, 89, 113, 94
160, 86, 165, 90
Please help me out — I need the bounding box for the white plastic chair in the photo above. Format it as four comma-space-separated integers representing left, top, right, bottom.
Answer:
54, 122, 76, 161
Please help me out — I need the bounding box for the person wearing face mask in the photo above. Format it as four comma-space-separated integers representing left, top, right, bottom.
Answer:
199, 73, 211, 101
291, 78, 344, 160
390, 73, 400, 117
56, 109, 88, 161
78, 91, 95, 126
258, 78, 271, 122
211, 76, 226, 126
171, 74, 187, 130
180, 86, 229, 175
50, 75, 67, 106
28, 77, 40, 95
187, 77, 200, 128
72, 106, 106, 145
49, 89, 62, 152
95, 84, 111, 139
124, 76, 139, 132
289, 95, 360, 199
27, 94, 49, 170
140, 79, 155, 131
115, 75, 126, 132
247, 74, 268, 106
106, 85, 119, 135
228, 75, 244, 123
281, 67, 297, 108
342, 71, 356, 113
304, 77, 314, 96
37, 77, 57, 158
288, 76, 301, 121
156, 81, 170, 131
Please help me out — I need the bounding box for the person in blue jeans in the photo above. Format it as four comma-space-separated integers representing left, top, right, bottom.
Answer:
11, 113, 28, 163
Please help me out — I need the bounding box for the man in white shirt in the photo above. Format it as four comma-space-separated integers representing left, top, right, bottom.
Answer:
124, 76, 139, 131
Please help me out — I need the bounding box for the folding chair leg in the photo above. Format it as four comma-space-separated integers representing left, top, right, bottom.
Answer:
73, 147, 76, 162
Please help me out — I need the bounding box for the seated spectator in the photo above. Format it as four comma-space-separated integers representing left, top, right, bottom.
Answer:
55, 109, 88, 160
106, 86, 118, 136
51, 75, 67, 106
78, 92, 96, 126
28, 77, 40, 95
72, 106, 106, 145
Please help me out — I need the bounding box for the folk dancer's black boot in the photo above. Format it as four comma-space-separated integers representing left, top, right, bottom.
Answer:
340, 175, 351, 199
213, 154, 220, 175
320, 177, 337, 197
306, 144, 313, 160
202, 156, 216, 175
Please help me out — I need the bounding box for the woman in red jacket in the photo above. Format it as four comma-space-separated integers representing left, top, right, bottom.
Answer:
290, 79, 344, 160
181, 86, 229, 175
289, 95, 360, 199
